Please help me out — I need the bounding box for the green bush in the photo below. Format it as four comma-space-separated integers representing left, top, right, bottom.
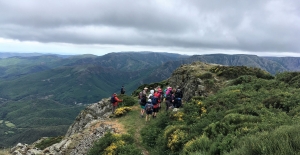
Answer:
182, 134, 212, 154
117, 95, 137, 107
198, 72, 213, 79
209, 66, 273, 79
88, 132, 142, 155
226, 125, 300, 155
276, 72, 300, 88
231, 75, 257, 85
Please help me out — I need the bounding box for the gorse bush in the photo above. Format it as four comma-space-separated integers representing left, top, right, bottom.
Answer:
88, 132, 142, 155
114, 107, 132, 117
182, 134, 212, 155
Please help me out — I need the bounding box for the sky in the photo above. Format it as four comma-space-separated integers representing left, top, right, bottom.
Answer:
0, 0, 299, 57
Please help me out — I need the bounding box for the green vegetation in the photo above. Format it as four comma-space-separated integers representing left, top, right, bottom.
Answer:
4, 121, 15, 128
136, 68, 300, 154
102, 65, 300, 155
0, 99, 84, 147
35, 136, 64, 150
88, 132, 142, 155
209, 65, 274, 79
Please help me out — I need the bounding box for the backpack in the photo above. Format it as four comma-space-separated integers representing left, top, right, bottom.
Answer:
166, 93, 172, 101
152, 96, 158, 105
140, 94, 147, 106
110, 96, 116, 103
163, 88, 167, 97
145, 104, 152, 111
175, 89, 182, 98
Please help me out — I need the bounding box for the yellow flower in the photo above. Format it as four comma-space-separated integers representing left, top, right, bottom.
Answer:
167, 129, 187, 151
114, 107, 132, 116
201, 107, 207, 113
105, 143, 117, 155
173, 111, 184, 121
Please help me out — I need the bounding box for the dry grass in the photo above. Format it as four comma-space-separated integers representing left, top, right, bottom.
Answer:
0, 149, 10, 155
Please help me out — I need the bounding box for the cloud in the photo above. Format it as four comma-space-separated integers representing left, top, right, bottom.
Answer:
0, 0, 299, 55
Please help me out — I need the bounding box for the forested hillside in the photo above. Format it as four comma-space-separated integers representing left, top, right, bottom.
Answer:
0, 52, 185, 147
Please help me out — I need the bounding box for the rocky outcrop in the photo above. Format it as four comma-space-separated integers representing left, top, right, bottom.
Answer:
167, 62, 220, 101
10, 98, 116, 155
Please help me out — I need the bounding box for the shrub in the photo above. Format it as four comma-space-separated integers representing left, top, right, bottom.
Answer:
114, 107, 132, 117
231, 75, 257, 85
209, 66, 273, 79
276, 72, 300, 88
226, 125, 300, 155
198, 72, 213, 79
141, 126, 161, 148
164, 125, 189, 152
117, 95, 137, 107
182, 134, 212, 154
88, 132, 142, 155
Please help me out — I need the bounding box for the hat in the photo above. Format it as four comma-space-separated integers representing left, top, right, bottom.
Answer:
144, 87, 148, 90
148, 99, 152, 102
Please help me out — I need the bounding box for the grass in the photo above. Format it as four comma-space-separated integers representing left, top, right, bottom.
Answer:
115, 101, 168, 155
0, 148, 10, 155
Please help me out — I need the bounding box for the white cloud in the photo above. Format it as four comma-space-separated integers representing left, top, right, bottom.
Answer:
0, 0, 299, 56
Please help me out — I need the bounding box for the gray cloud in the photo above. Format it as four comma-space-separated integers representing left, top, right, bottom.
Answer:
0, 0, 299, 54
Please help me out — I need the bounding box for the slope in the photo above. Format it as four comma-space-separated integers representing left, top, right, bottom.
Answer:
0, 99, 83, 148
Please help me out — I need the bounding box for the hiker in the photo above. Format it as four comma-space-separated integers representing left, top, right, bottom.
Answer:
139, 87, 148, 117
157, 86, 163, 101
152, 89, 160, 118
148, 89, 154, 100
174, 86, 183, 108
120, 86, 125, 94
111, 93, 123, 114
165, 88, 173, 111
171, 88, 176, 108
165, 87, 172, 98
163, 87, 168, 99
144, 99, 153, 121
155, 88, 162, 110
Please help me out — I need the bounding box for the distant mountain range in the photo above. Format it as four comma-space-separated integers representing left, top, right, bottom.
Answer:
0, 51, 300, 147
0, 52, 300, 104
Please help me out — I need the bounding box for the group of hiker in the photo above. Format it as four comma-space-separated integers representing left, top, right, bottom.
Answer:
138, 86, 183, 121
110, 85, 184, 121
